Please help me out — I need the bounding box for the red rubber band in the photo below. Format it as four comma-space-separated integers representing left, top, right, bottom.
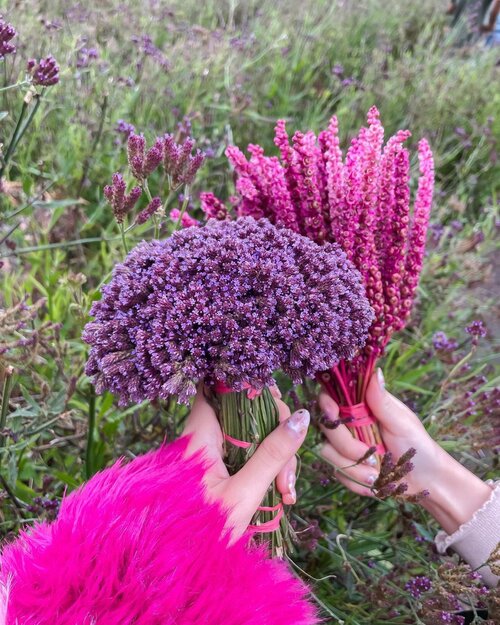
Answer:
248, 502, 284, 533
224, 433, 252, 449
339, 403, 376, 427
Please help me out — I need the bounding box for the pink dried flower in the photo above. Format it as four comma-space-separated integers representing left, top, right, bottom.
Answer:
169, 208, 199, 228
200, 192, 229, 220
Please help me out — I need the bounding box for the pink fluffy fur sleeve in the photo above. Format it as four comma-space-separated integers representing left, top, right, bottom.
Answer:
0, 437, 318, 625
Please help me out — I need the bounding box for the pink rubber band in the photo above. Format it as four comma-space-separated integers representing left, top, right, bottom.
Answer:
223, 434, 283, 533
248, 502, 284, 533
214, 380, 262, 400
339, 403, 376, 427
224, 432, 252, 449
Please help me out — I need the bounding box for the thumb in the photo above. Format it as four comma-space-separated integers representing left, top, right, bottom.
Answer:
366, 369, 419, 432
226, 409, 310, 514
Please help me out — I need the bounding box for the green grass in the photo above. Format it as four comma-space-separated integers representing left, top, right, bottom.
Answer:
0, 1, 499, 623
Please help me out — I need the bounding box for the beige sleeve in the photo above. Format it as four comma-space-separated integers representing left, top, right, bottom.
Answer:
435, 481, 499, 587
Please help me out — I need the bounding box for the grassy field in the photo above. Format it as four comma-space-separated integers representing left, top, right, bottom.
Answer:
0, 1, 499, 623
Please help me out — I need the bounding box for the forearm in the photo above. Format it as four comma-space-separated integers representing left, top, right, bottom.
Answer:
422, 449, 494, 535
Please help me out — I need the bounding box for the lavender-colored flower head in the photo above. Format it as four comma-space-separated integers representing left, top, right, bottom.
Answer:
29, 55, 60, 87
83, 217, 373, 405
0, 15, 16, 58
405, 576, 432, 599
218, 107, 434, 357
115, 119, 135, 139
163, 133, 205, 188
103, 173, 142, 224
127, 134, 163, 181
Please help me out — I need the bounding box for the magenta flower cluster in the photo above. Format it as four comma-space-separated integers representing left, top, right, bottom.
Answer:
204, 107, 434, 357
0, 15, 16, 58
83, 217, 373, 405
27, 55, 60, 86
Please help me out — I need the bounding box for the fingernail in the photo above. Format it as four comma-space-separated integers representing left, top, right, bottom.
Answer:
365, 454, 378, 467
286, 409, 310, 435
287, 472, 297, 503
367, 473, 378, 485
377, 368, 385, 389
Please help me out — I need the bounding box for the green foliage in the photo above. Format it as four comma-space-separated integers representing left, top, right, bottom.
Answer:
0, 1, 498, 622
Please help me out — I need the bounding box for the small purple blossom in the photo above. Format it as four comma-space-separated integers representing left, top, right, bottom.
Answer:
83, 218, 373, 405
405, 576, 432, 598
115, 119, 136, 138
465, 320, 487, 338
432, 331, 458, 353
29, 55, 60, 87
0, 15, 16, 58
135, 196, 162, 225
103, 173, 142, 224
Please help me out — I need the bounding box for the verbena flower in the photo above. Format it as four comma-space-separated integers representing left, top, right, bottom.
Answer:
103, 173, 142, 224
28, 55, 60, 87
405, 576, 432, 598
0, 15, 16, 58
83, 217, 373, 405
432, 331, 458, 353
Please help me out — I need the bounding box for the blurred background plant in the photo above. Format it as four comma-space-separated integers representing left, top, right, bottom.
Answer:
0, 0, 498, 623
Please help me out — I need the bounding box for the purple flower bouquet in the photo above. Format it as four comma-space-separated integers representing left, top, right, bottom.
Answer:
202, 107, 434, 464
83, 217, 373, 553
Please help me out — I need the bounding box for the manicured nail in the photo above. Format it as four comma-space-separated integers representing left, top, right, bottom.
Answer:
287, 409, 310, 435
288, 471, 297, 503
365, 454, 377, 467
377, 368, 385, 389
367, 473, 378, 485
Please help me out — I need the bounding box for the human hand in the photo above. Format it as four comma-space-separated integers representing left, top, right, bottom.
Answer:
182, 385, 309, 541
319, 369, 493, 534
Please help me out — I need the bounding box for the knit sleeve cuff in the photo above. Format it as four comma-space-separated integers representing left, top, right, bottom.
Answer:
435, 480, 499, 587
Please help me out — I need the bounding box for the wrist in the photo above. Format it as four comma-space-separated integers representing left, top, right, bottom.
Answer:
421, 448, 493, 535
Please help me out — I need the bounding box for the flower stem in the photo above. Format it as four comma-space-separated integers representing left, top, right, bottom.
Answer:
174, 187, 190, 231
120, 222, 128, 254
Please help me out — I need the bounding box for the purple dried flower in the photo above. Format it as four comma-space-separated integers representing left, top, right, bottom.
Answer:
0, 15, 16, 58
83, 218, 373, 405
29, 55, 60, 87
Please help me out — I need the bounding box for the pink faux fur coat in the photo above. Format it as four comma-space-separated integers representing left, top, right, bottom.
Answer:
0, 438, 318, 624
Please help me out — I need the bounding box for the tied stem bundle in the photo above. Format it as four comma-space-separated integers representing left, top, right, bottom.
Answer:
211, 386, 290, 556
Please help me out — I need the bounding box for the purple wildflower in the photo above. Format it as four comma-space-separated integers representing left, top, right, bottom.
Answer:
135, 196, 162, 225
405, 576, 432, 598
200, 192, 229, 220
29, 55, 60, 87
163, 134, 205, 188
432, 331, 458, 353
0, 15, 16, 58
103, 173, 142, 224
115, 120, 136, 139
83, 218, 373, 405
465, 320, 487, 338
